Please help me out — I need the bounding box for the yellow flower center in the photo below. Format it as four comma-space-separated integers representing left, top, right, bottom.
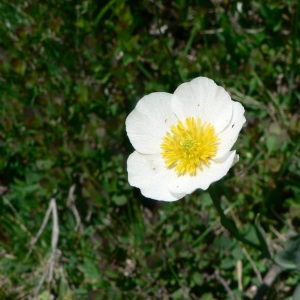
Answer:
160, 117, 219, 176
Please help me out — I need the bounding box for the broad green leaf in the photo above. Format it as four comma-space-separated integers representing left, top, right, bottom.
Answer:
275, 234, 300, 271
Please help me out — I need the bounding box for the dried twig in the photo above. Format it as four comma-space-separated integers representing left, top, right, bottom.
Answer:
33, 198, 60, 299
253, 265, 282, 300
48, 198, 59, 283
237, 259, 243, 291
67, 184, 83, 233
214, 270, 236, 300
242, 247, 263, 284
25, 198, 54, 261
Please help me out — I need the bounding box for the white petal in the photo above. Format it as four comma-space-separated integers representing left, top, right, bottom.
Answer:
172, 77, 233, 133
127, 151, 186, 201
126, 92, 178, 154
215, 101, 246, 159
167, 151, 236, 194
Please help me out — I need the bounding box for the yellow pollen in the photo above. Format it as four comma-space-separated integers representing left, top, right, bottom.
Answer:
160, 117, 219, 176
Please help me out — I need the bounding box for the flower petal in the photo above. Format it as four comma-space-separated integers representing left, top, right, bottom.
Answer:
167, 151, 236, 194
126, 92, 178, 154
172, 77, 233, 133
215, 101, 246, 159
127, 151, 186, 201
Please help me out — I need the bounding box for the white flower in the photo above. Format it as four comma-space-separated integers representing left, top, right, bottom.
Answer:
126, 77, 246, 201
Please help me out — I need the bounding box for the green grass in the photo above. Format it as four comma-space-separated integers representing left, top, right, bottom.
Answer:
0, 0, 300, 299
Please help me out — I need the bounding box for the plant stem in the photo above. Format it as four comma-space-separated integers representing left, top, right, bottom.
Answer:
208, 187, 261, 252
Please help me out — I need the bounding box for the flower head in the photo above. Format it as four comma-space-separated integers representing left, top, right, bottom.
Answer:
126, 77, 246, 201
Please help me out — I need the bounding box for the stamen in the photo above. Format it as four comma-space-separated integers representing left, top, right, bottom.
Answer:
160, 117, 219, 176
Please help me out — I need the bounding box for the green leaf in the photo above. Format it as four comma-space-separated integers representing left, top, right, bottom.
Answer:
275, 234, 300, 270
79, 258, 102, 281
192, 272, 203, 285
293, 284, 300, 300
38, 291, 51, 300
254, 215, 271, 258
112, 194, 127, 206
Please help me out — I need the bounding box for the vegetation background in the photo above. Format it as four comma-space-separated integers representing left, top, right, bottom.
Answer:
0, 0, 300, 299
